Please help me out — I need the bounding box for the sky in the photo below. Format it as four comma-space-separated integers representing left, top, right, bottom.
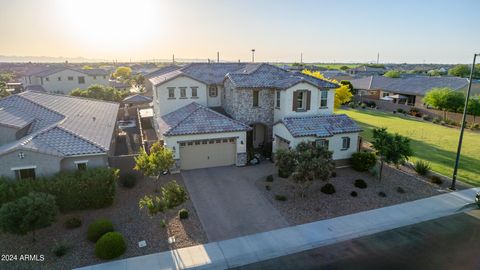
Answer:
0, 0, 479, 64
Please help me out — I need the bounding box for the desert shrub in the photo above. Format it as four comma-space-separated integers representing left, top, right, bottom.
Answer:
354, 179, 367, 189
0, 168, 118, 212
321, 183, 336, 194
350, 191, 358, 197
52, 240, 69, 257
178, 208, 189, 219
396, 187, 406, 194
414, 160, 431, 176
378, 191, 387, 197
432, 118, 441, 124
351, 152, 377, 172
64, 217, 82, 229
422, 115, 432, 121
430, 175, 443, 185
160, 219, 167, 228
331, 171, 337, 178
87, 219, 114, 242
360, 103, 367, 109
265, 185, 271, 191
275, 195, 287, 201
266, 175, 274, 182
348, 102, 356, 108
120, 173, 136, 188
275, 149, 296, 178
397, 108, 405, 114
410, 107, 421, 117
95, 232, 126, 260
471, 123, 480, 130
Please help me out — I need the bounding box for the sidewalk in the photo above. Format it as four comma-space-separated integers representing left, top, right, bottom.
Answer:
76, 187, 480, 270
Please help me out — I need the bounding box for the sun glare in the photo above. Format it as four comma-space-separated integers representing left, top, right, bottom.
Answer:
54, 0, 162, 55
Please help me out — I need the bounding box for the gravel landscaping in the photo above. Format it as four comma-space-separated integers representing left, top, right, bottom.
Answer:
257, 165, 442, 225
0, 174, 207, 270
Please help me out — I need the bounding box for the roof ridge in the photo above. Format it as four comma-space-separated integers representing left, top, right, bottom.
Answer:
21, 90, 120, 105
193, 103, 251, 129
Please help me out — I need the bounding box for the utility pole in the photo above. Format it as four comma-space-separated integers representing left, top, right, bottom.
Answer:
300, 53, 303, 65
251, 49, 255, 63
217, 52, 220, 63
376, 52, 379, 64
172, 54, 175, 65
451, 53, 479, 190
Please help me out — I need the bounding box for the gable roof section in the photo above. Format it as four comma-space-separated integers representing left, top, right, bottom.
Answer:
279, 114, 362, 138
30, 67, 109, 77
226, 64, 338, 89
351, 75, 468, 95
145, 65, 181, 79
0, 91, 118, 157
158, 102, 250, 136
122, 94, 153, 104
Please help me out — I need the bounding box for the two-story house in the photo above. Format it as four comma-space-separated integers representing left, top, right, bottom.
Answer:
149, 63, 361, 171
22, 67, 110, 94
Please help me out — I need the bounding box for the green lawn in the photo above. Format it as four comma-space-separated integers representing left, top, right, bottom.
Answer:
314, 64, 360, 70
338, 109, 480, 186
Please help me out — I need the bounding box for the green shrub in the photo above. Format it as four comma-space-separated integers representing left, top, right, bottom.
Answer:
378, 191, 387, 197
361, 103, 366, 109
430, 175, 443, 185
350, 191, 358, 197
396, 187, 406, 194
95, 232, 126, 260
354, 179, 367, 189
266, 175, 274, 182
397, 108, 405, 114
275, 195, 287, 201
160, 219, 167, 228
0, 168, 118, 212
414, 160, 431, 176
351, 152, 377, 172
432, 118, 441, 124
52, 240, 69, 257
120, 173, 136, 188
178, 208, 189, 219
275, 149, 296, 178
331, 171, 337, 178
422, 115, 432, 121
321, 183, 336, 194
64, 217, 82, 229
87, 219, 114, 242
471, 123, 480, 130
265, 185, 271, 191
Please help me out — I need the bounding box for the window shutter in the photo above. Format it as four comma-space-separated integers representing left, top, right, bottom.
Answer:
292, 91, 298, 111
306, 90, 311, 110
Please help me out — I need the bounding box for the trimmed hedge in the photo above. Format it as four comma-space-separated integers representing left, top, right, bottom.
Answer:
0, 168, 118, 212
95, 232, 126, 260
351, 152, 377, 172
321, 183, 336, 195
87, 219, 114, 242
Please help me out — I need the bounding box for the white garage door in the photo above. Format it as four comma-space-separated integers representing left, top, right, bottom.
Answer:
179, 138, 236, 170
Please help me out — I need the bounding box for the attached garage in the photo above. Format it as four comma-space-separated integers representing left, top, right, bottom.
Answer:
179, 138, 236, 170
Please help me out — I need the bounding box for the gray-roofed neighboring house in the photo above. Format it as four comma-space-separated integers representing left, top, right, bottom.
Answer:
0, 91, 119, 179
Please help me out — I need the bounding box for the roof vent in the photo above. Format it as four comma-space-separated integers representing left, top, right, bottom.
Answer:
92, 117, 96, 122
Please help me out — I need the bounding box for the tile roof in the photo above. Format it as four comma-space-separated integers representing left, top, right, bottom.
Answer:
0, 106, 36, 129
157, 102, 250, 136
0, 91, 119, 156
122, 94, 153, 104
226, 64, 339, 89
30, 67, 109, 77
279, 114, 362, 138
351, 75, 468, 96
145, 65, 181, 79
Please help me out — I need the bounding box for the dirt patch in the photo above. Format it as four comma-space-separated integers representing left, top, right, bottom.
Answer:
0, 174, 207, 270
257, 165, 441, 225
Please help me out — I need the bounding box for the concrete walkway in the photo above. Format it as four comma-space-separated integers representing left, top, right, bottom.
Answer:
76, 187, 480, 270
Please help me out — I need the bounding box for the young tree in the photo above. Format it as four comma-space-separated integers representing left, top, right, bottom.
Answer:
134, 142, 175, 184
467, 96, 480, 124
448, 64, 470, 78
383, 70, 401, 78
293, 142, 334, 197
339, 65, 350, 71
70, 84, 126, 102
275, 149, 296, 178
0, 192, 58, 242
424, 88, 461, 120
113, 66, 132, 80
371, 128, 413, 181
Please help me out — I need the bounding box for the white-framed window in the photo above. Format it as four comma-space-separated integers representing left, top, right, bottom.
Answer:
209, 85, 218, 97
168, 87, 175, 98
275, 91, 281, 108
382, 92, 390, 97
253, 90, 260, 107
315, 139, 329, 149
11, 165, 37, 180
296, 90, 307, 110
68, 76, 74, 81
180, 87, 187, 98
341, 137, 351, 150
320, 90, 328, 108
78, 76, 85, 84
191, 87, 198, 98
74, 160, 88, 171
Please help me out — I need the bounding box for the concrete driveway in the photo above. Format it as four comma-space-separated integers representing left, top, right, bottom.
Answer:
182, 163, 289, 242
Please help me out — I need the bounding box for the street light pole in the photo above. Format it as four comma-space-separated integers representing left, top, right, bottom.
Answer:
251, 49, 255, 63
451, 53, 479, 190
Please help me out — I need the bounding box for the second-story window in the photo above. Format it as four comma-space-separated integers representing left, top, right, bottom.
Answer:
253, 90, 259, 107
341, 137, 351, 150
57, 77, 61, 81
78, 76, 85, 84
191, 87, 198, 98
320, 90, 328, 108
180, 87, 187, 98
168, 87, 175, 98
209, 85, 218, 97
45, 77, 49, 82
68, 76, 73, 81
275, 91, 281, 108
293, 90, 310, 111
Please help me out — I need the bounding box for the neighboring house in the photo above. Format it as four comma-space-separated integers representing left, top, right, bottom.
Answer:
320, 70, 357, 82
348, 65, 386, 76
0, 91, 119, 179
351, 75, 469, 106
149, 63, 361, 171
22, 67, 110, 94
5, 82, 24, 94
109, 79, 129, 91
144, 65, 181, 96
